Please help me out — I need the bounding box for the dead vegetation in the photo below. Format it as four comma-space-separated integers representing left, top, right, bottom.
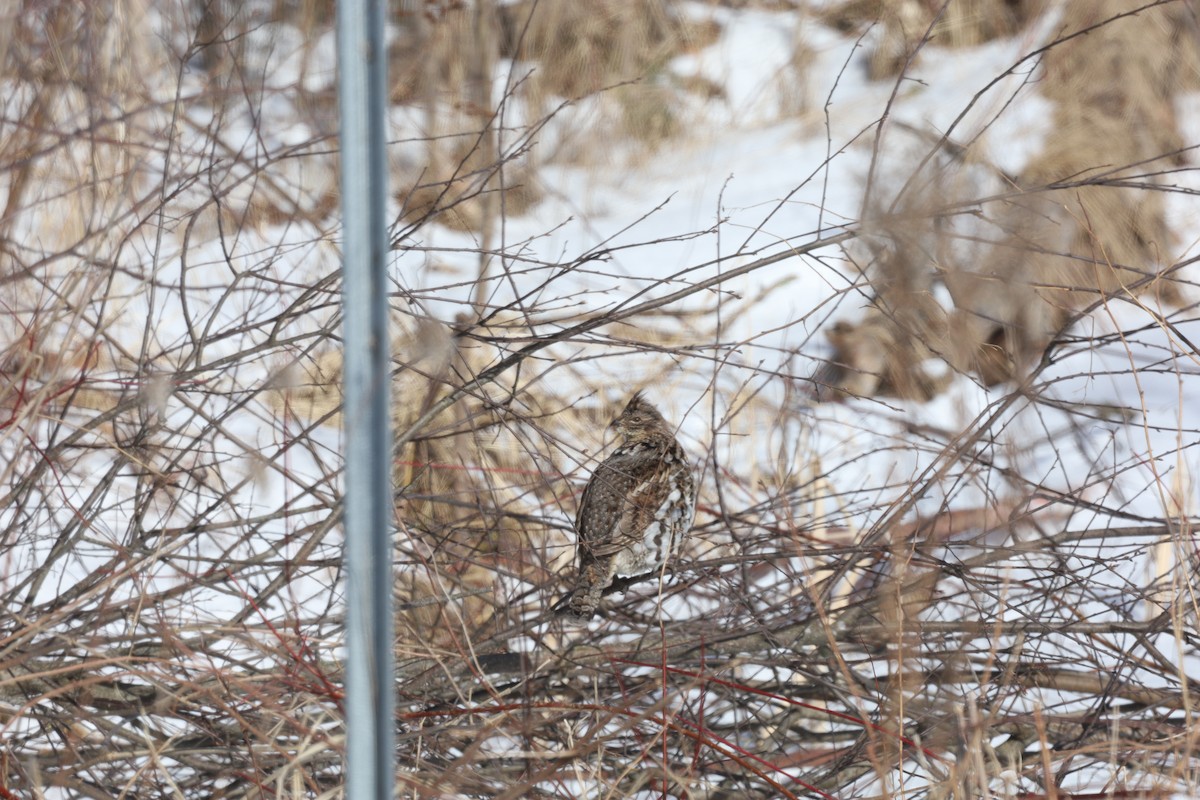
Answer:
389, 0, 736, 233
822, 0, 1050, 79
817, 0, 1200, 401
1, 1, 1198, 799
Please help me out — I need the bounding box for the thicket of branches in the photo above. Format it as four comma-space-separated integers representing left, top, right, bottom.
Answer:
1, 1, 1197, 798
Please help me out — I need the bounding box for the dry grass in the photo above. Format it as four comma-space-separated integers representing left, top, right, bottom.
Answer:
388, 0, 719, 232
1, 1, 1198, 799
817, 0, 1199, 399
500, 0, 686, 106
822, 0, 1049, 79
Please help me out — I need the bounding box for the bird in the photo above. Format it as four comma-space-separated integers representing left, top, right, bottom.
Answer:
559, 392, 696, 620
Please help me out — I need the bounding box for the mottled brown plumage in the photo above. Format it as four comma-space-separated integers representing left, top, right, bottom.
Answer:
562, 393, 695, 620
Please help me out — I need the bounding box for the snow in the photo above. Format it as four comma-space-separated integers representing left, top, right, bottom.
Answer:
4, 0, 1199, 793
24, 0, 1200, 624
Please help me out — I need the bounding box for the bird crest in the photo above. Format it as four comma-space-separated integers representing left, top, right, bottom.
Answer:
612, 392, 668, 440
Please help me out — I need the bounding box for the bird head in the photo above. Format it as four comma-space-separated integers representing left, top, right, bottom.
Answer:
610, 392, 668, 440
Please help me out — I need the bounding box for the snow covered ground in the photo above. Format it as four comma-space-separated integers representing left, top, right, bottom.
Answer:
3, 1, 1198, 795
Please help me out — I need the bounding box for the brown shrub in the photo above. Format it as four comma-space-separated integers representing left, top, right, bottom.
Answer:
396, 140, 542, 231
821, 0, 1048, 79
817, 0, 1195, 399
498, 0, 686, 103
389, 1, 713, 227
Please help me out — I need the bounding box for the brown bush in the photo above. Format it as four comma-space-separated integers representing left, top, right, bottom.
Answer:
817, 0, 1196, 399
822, 0, 1048, 79
3, 2, 1197, 798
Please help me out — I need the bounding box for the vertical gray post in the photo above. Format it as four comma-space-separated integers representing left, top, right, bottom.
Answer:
337, 1, 394, 798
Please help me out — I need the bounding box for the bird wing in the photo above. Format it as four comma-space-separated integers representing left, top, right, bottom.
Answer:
575, 442, 666, 563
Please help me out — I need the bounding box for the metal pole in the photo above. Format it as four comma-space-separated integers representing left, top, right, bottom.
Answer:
337, 1, 394, 798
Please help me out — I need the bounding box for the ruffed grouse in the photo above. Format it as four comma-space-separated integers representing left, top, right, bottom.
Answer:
561, 393, 696, 619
